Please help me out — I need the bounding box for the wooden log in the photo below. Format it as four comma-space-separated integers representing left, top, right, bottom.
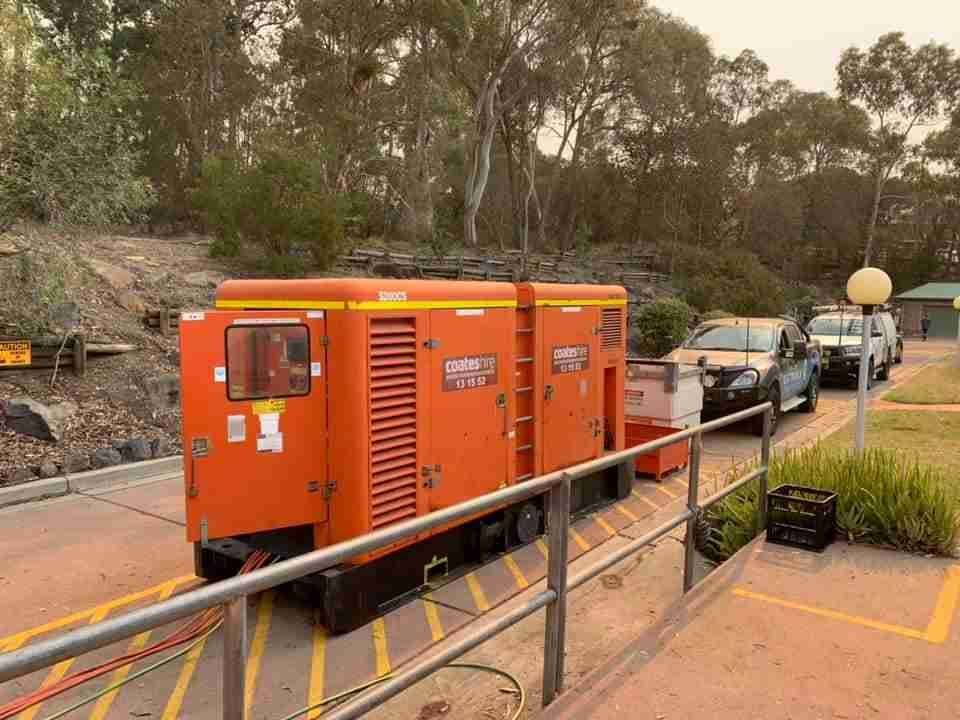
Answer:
73, 334, 86, 376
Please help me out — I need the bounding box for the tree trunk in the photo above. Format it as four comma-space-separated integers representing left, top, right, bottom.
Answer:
864, 171, 884, 267
463, 77, 497, 247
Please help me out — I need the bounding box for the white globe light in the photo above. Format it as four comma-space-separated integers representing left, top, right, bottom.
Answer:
954, 296, 960, 311
847, 267, 892, 306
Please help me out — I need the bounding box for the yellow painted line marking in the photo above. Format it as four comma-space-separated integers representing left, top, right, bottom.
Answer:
925, 567, 960, 643
422, 596, 445, 643
371, 618, 391, 677
632, 490, 659, 511
535, 299, 627, 307
18, 606, 112, 720
347, 299, 517, 311
733, 587, 929, 641
465, 573, 491, 613
160, 636, 209, 720
88, 582, 178, 720
595, 516, 617, 537
535, 539, 549, 559
654, 484, 678, 499
244, 591, 276, 713
570, 529, 591, 552
0, 575, 195, 649
306, 625, 327, 720
216, 299, 345, 310
503, 556, 530, 590
615, 504, 638, 523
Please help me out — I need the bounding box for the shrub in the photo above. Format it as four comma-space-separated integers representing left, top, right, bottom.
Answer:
701, 309, 734, 321
632, 298, 694, 358
193, 149, 343, 272
700, 446, 960, 562
671, 245, 785, 317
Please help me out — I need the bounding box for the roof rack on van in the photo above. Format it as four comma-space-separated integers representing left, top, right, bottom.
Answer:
812, 302, 894, 315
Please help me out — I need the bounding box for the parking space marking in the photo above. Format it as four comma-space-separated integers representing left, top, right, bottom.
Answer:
570, 529, 591, 552
632, 490, 659, 511
595, 517, 616, 537
925, 567, 960, 643
19, 606, 112, 720
422, 597, 445, 642
535, 539, 548, 559
161, 636, 208, 720
503, 556, 529, 590
654, 484, 678, 500
89, 581, 179, 720
371, 618, 391, 677
244, 591, 275, 712
0, 575, 196, 651
733, 587, 939, 642
306, 626, 326, 719
465, 573, 490, 612
615, 504, 638, 523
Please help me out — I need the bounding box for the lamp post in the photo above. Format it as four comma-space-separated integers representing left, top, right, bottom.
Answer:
954, 297, 960, 362
846, 268, 893, 451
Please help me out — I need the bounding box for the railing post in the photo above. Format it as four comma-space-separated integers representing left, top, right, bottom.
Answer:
223, 596, 247, 720
542, 475, 571, 707
682, 432, 703, 594
759, 405, 772, 531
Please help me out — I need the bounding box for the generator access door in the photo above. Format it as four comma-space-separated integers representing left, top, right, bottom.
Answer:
180, 310, 329, 543
426, 308, 514, 510
541, 306, 601, 473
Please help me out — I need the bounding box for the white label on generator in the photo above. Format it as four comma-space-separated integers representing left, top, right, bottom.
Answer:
233, 317, 298, 325
259, 413, 280, 436
378, 290, 408, 302
214, 366, 226, 383
311, 361, 322, 377
561, 306, 582, 313
181, 312, 205, 322
307, 311, 325, 319
508, 430, 516, 439
227, 415, 245, 442
257, 432, 283, 453
456, 309, 485, 316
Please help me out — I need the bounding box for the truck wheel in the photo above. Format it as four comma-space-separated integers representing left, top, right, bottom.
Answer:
867, 358, 875, 390
752, 384, 779, 437
878, 352, 891, 381
800, 373, 819, 413
895, 342, 904, 364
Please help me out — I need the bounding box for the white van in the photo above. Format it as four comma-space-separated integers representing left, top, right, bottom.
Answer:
807, 309, 902, 387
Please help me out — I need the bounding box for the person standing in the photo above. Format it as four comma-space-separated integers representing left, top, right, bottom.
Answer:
921, 310, 931, 342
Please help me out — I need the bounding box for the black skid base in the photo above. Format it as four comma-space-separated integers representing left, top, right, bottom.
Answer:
194, 460, 633, 634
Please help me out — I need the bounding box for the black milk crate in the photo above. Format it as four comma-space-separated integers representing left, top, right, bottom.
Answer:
766, 484, 837, 552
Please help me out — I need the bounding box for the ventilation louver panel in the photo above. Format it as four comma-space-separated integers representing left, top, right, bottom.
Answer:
369, 318, 418, 529
600, 308, 624, 351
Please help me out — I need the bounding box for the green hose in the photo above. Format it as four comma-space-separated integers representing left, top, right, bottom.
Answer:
40, 624, 221, 720
276, 662, 526, 720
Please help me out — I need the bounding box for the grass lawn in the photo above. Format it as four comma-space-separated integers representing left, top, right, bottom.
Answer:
884, 361, 960, 404
820, 411, 960, 472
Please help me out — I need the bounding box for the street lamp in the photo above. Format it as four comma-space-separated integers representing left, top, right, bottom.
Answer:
954, 296, 960, 360
846, 267, 893, 451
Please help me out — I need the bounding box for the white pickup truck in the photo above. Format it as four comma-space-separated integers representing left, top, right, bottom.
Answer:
807, 309, 902, 387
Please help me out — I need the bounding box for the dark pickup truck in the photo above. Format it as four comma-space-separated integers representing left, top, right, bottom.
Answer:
665, 316, 821, 436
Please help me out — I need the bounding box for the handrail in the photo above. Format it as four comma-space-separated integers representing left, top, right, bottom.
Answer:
0, 402, 774, 720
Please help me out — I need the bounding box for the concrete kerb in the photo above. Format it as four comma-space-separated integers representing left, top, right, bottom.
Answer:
0, 455, 183, 509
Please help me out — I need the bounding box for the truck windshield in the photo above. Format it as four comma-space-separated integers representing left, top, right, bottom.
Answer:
808, 318, 863, 336
683, 325, 774, 352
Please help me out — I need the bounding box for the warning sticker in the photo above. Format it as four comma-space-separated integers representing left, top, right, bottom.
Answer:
442, 353, 497, 392
252, 399, 286, 415
0, 341, 31, 367
552, 344, 590, 374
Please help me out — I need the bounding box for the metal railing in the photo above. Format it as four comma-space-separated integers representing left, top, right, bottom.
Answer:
0, 402, 773, 718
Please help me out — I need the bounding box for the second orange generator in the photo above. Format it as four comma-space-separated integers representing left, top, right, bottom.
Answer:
180, 278, 632, 632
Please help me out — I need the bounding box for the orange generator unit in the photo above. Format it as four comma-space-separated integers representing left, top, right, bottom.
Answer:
180, 278, 631, 632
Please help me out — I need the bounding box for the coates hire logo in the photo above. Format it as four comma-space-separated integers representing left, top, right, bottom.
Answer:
552, 344, 589, 374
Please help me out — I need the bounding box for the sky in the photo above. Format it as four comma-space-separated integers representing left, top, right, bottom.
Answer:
653, 0, 960, 96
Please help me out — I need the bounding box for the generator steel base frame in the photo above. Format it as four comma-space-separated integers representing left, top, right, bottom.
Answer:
194, 462, 633, 634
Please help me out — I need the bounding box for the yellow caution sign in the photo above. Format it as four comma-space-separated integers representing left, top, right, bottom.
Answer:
0, 340, 31, 367
252, 399, 286, 415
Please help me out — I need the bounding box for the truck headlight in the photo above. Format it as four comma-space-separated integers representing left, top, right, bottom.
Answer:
729, 370, 760, 388
843, 346, 862, 357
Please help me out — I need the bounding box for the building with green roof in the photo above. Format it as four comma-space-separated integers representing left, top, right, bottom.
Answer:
895, 282, 960, 338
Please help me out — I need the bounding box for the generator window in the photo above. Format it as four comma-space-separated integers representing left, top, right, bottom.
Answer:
226, 325, 310, 400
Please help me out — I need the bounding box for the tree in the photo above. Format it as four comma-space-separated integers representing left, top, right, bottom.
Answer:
837, 32, 960, 265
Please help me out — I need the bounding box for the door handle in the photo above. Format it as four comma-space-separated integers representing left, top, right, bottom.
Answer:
545, 384, 555, 401
496, 392, 508, 436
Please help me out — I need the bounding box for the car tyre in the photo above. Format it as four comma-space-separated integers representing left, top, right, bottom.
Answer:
894, 342, 904, 364
800, 373, 819, 413
878, 351, 891, 381
753, 384, 780, 437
